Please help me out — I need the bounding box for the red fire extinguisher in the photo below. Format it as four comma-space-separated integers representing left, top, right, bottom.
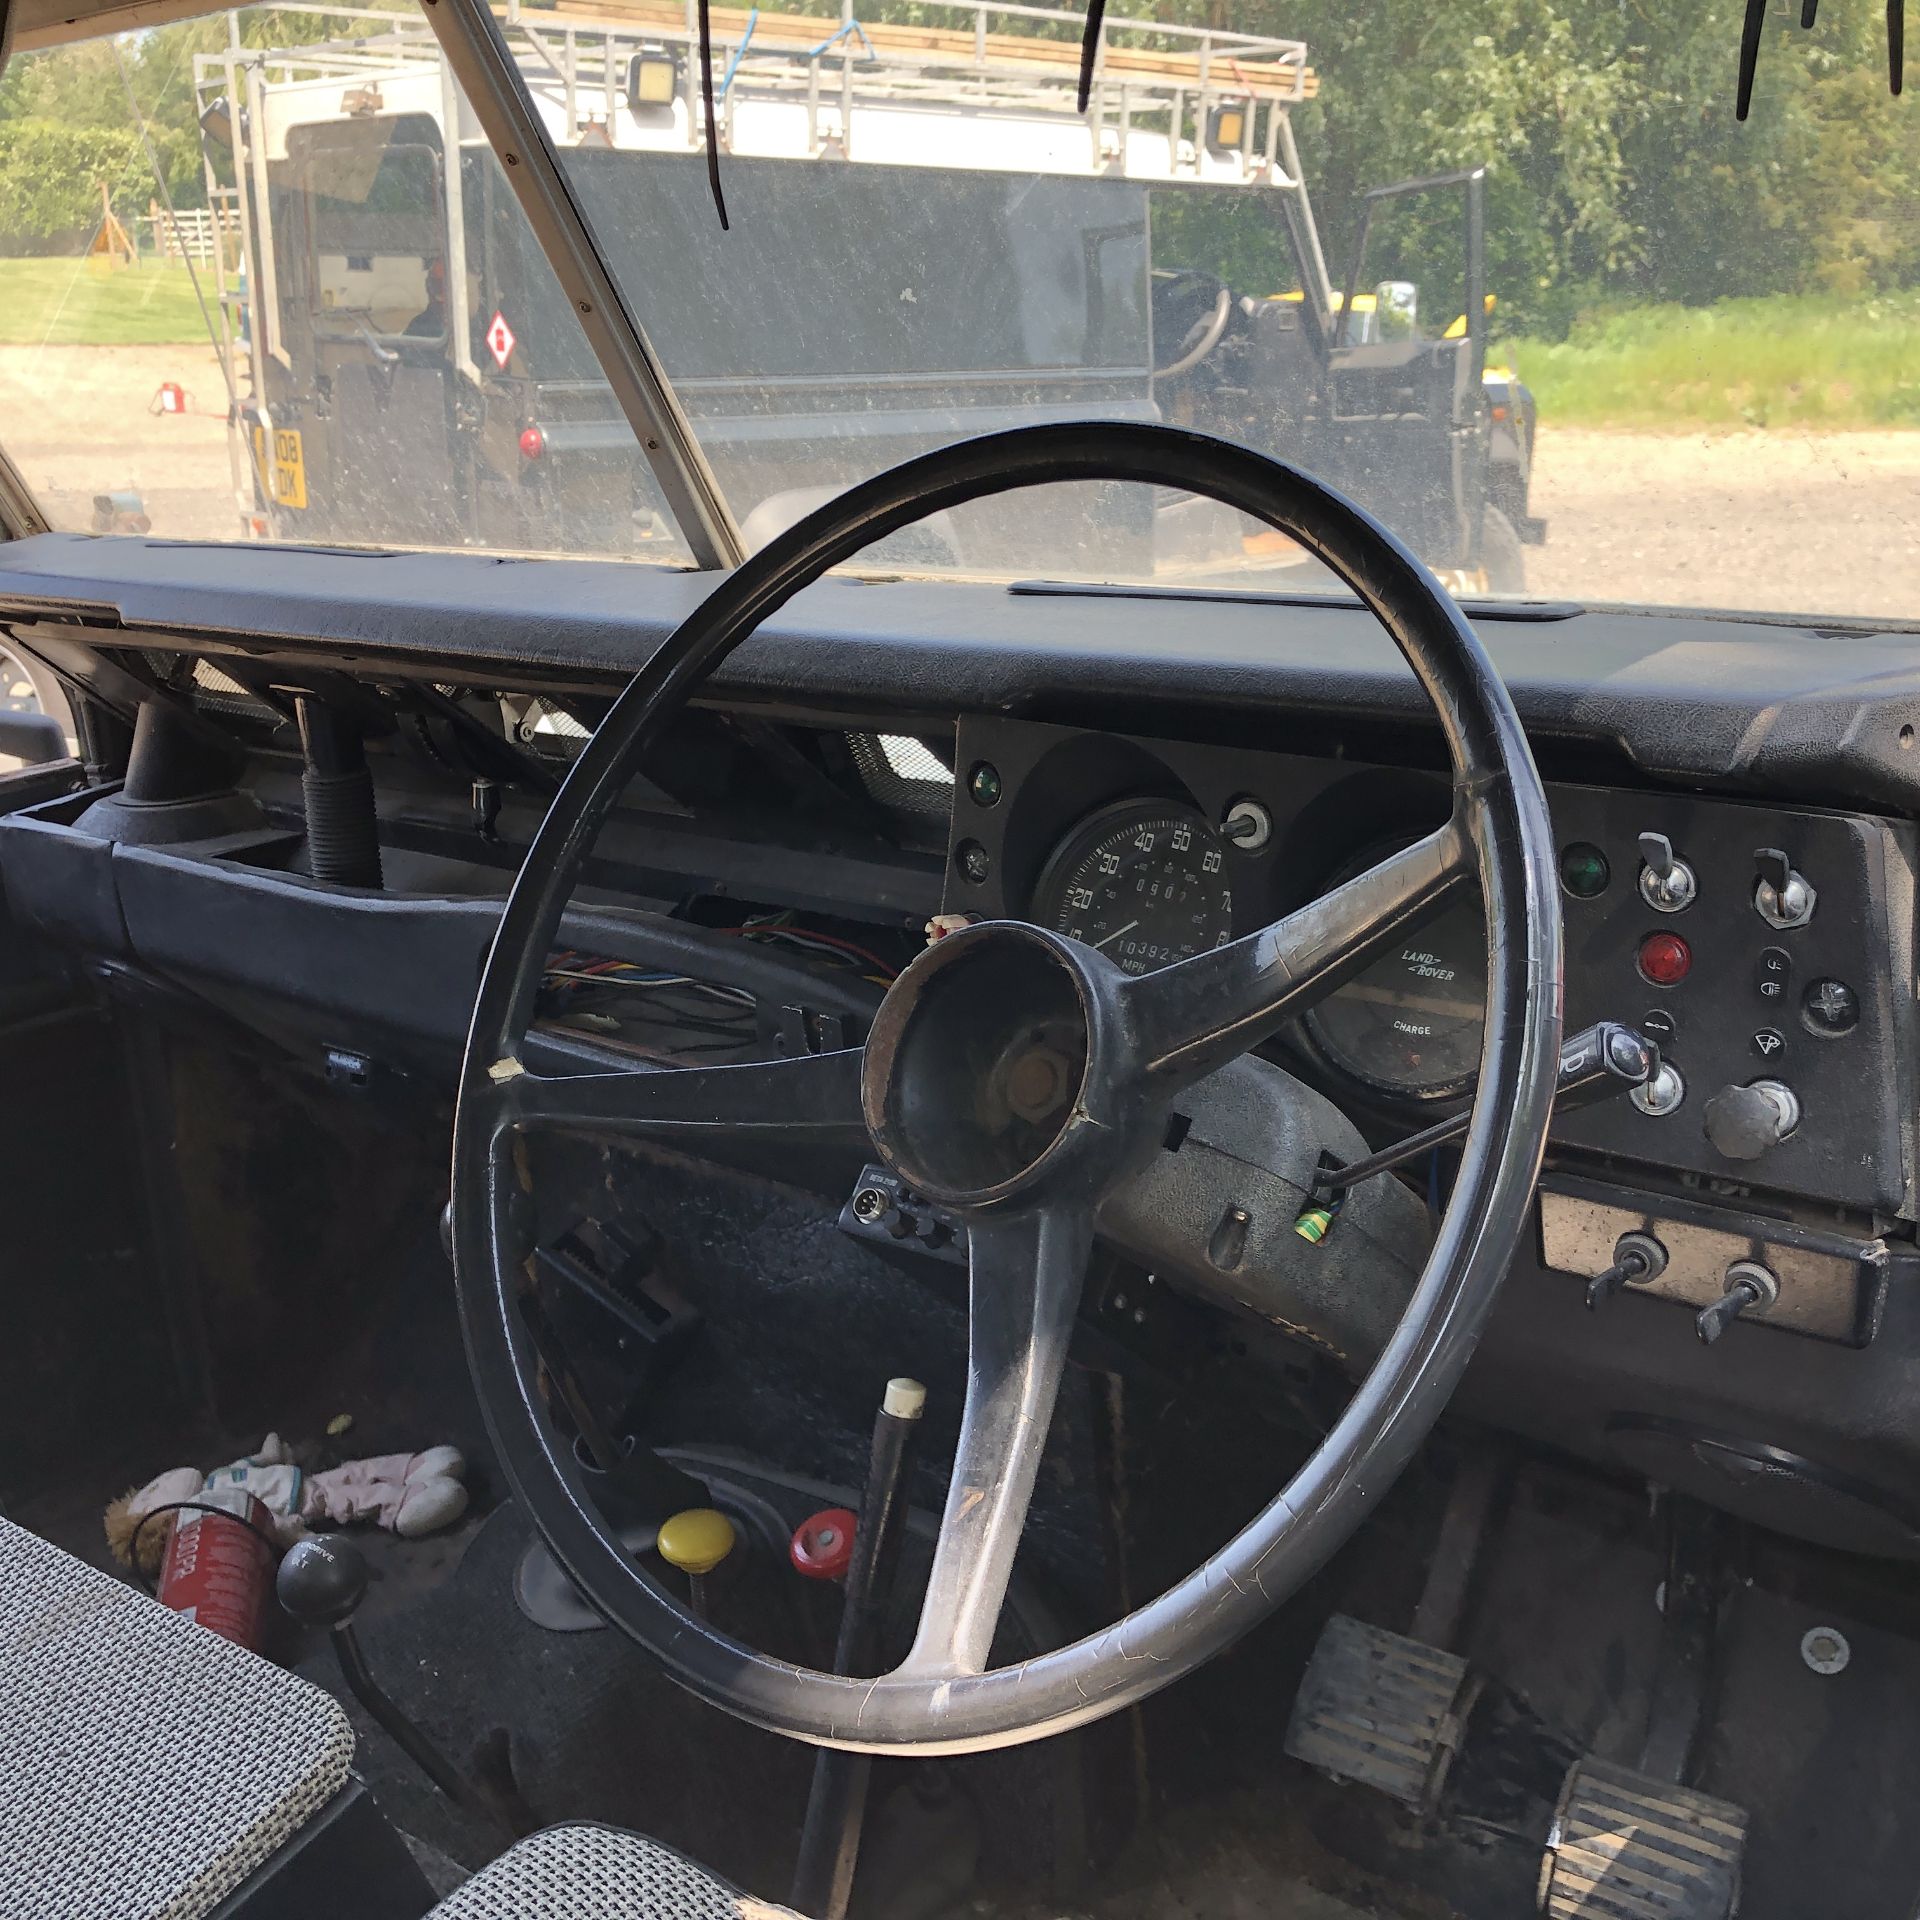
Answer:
157, 1489, 275, 1651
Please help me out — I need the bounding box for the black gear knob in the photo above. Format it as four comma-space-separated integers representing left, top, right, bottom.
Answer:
277, 1535, 370, 1628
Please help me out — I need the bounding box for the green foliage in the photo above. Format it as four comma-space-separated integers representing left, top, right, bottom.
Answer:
1144, 0, 1917, 337
0, 7, 395, 237
1503, 291, 1920, 429
0, 120, 152, 245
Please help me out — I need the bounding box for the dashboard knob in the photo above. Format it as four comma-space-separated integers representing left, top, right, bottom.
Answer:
1754, 847, 1817, 929
1637, 832, 1697, 913
1702, 1079, 1801, 1161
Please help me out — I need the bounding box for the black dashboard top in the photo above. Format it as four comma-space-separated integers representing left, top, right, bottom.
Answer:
5, 532, 1920, 812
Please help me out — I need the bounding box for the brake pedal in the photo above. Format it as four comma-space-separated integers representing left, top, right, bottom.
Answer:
1542, 1758, 1747, 1920
1282, 1614, 1476, 1814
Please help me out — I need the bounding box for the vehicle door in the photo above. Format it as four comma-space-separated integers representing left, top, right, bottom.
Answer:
273, 113, 474, 549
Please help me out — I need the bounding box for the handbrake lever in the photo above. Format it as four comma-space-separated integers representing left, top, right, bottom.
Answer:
1312, 1021, 1657, 1198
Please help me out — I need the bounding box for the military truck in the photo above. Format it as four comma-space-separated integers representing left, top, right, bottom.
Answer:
194, 0, 1538, 587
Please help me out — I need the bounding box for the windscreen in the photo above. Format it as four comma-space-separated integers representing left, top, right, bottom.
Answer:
0, 1, 1912, 621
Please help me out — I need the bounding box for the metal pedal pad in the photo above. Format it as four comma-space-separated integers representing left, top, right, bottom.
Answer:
1282, 1613, 1476, 1813
1541, 1758, 1747, 1919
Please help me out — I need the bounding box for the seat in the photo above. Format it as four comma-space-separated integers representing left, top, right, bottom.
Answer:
429, 1825, 802, 1920
0, 1517, 356, 1920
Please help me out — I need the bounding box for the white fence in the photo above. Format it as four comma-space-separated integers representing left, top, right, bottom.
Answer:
144, 207, 241, 265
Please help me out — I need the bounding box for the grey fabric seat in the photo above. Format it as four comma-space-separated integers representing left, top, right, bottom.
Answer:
0, 1517, 355, 1920
431, 1825, 802, 1919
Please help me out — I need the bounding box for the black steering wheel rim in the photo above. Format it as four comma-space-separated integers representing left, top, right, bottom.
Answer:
450, 421, 1564, 1756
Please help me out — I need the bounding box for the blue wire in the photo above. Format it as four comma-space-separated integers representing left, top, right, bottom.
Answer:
804, 17, 877, 60
717, 9, 758, 99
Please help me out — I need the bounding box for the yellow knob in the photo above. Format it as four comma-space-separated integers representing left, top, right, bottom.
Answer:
657, 1508, 736, 1577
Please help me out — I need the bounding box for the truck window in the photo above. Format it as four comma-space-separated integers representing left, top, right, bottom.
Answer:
291, 120, 445, 342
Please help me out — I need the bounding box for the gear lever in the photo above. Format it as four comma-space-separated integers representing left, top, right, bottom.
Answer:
278, 1537, 530, 1835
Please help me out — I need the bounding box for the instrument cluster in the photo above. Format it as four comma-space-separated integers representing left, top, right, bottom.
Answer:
941, 714, 1916, 1218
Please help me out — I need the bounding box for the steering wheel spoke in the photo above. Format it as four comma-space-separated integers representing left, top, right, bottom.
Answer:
487, 1044, 869, 1147
1118, 815, 1473, 1093
898, 1205, 1092, 1679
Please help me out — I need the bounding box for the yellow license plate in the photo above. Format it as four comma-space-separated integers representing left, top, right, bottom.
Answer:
252, 425, 308, 510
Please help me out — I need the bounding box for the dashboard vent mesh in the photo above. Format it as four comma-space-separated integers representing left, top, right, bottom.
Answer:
189, 658, 282, 727
846, 732, 953, 817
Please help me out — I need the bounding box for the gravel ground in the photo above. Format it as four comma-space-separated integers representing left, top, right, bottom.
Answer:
2, 344, 1916, 623
0, 343, 237, 541
1526, 425, 1920, 622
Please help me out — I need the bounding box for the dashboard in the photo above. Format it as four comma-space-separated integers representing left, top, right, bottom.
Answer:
5, 529, 1920, 1557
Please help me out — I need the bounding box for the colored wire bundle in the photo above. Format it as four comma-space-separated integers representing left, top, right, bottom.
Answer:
716, 912, 899, 985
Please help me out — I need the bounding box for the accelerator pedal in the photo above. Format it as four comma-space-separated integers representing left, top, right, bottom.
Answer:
1541, 1758, 1747, 1920
1282, 1614, 1477, 1813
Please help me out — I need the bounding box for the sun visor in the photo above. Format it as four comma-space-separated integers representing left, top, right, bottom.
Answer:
8, 0, 231, 51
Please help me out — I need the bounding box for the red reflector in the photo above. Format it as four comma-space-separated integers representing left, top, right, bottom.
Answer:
1491, 404, 1509, 421
1638, 931, 1692, 986
518, 425, 545, 460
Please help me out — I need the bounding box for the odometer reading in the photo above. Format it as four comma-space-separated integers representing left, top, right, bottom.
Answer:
1035, 800, 1234, 975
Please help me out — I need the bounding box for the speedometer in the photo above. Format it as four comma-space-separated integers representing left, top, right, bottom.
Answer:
1033, 798, 1234, 975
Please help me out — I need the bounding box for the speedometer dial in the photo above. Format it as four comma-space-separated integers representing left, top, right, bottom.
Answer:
1033, 799, 1234, 975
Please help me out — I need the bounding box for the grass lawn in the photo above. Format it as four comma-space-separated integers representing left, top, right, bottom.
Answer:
0, 256, 215, 346
1503, 292, 1920, 432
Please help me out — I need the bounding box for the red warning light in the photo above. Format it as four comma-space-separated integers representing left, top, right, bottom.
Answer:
1638, 931, 1692, 987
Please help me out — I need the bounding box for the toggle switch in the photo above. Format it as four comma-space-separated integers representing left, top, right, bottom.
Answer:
1696, 1259, 1779, 1345
1638, 832, 1697, 914
1753, 848, 1816, 930
1584, 1230, 1669, 1310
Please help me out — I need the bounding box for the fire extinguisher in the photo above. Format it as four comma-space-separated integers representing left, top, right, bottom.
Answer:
156, 1489, 276, 1651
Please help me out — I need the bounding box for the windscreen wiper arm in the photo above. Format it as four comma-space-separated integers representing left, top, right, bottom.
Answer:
420, 0, 746, 569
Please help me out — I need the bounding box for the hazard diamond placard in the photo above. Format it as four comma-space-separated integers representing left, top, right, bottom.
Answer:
485, 310, 516, 369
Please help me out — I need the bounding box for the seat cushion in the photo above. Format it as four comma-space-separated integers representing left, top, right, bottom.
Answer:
0, 1518, 354, 1920
431, 1825, 801, 1920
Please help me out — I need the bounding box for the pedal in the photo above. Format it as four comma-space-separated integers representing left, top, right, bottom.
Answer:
1282, 1614, 1476, 1813
1541, 1758, 1747, 1920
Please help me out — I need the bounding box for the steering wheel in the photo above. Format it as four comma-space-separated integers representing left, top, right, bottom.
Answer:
1152, 269, 1235, 380
450, 422, 1563, 1757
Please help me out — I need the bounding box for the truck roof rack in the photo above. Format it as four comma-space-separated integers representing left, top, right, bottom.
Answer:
197, 0, 1317, 189
546, 0, 1316, 104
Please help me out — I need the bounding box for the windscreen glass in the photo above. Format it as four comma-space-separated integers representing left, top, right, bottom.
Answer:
0, 1, 1913, 619
0, 3, 690, 561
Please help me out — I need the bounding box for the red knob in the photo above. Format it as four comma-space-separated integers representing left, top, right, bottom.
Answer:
790, 1507, 857, 1581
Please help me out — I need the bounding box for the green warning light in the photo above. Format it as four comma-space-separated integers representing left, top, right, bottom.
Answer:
1559, 841, 1611, 900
